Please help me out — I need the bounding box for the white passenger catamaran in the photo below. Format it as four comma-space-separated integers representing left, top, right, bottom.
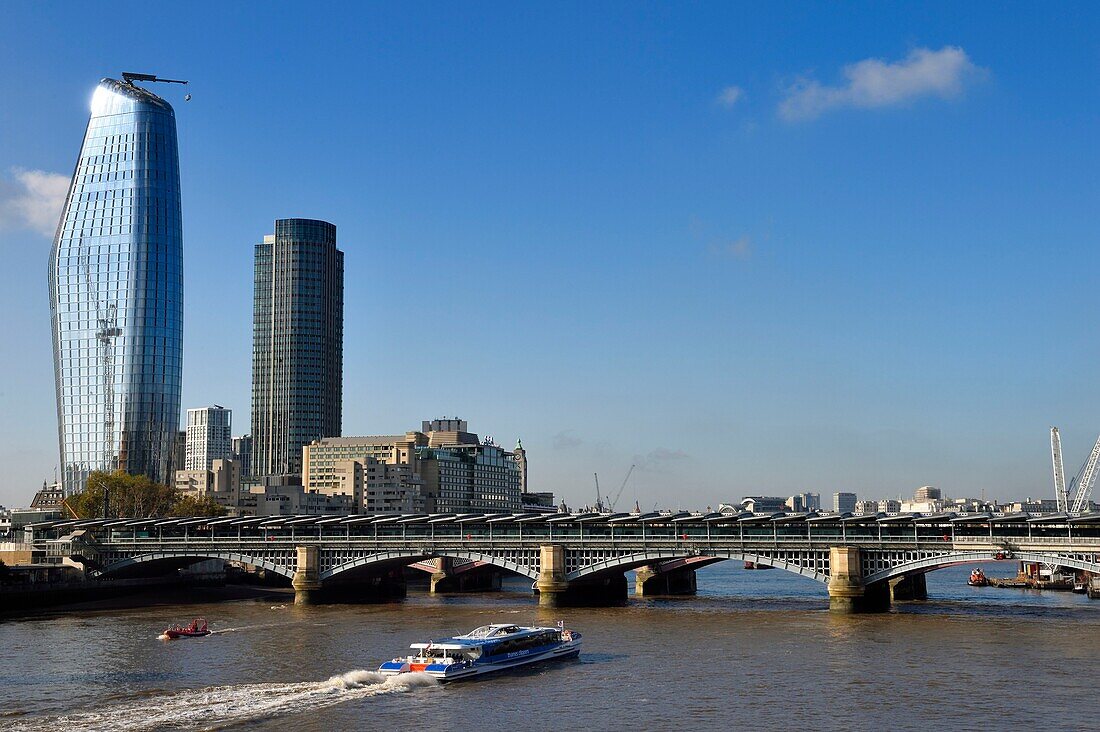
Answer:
378, 623, 582, 681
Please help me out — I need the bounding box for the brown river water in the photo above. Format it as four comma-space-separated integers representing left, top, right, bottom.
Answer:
2, 562, 1097, 731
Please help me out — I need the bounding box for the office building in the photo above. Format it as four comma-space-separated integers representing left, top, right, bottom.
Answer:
251, 218, 343, 478
48, 76, 184, 493
834, 492, 857, 513
185, 406, 232, 471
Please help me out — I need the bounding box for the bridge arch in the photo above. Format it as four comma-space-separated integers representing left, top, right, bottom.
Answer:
567, 550, 829, 583
864, 551, 1100, 585
97, 552, 296, 580
321, 551, 540, 581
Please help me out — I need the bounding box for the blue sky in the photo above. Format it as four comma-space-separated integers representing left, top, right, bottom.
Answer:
1, 3, 1098, 509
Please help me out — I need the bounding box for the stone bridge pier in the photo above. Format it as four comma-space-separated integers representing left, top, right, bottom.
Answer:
635, 561, 698, 596
536, 545, 627, 607
827, 546, 927, 612
292, 545, 321, 605
429, 557, 504, 594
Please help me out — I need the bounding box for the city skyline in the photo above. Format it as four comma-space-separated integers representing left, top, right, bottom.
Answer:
3, 5, 1100, 508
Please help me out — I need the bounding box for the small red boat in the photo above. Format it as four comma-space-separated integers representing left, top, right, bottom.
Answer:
968, 568, 988, 587
163, 618, 210, 639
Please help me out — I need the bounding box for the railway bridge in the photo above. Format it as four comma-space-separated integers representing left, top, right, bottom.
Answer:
27, 510, 1100, 612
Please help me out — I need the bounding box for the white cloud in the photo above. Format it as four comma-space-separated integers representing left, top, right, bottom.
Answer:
552, 430, 583, 450
708, 235, 752, 261
635, 447, 690, 471
778, 46, 984, 121
716, 85, 744, 108
0, 167, 70, 238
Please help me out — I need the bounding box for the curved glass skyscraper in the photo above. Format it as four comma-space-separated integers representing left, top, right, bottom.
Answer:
48, 78, 184, 493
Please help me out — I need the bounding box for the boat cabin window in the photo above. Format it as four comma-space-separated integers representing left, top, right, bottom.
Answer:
487, 630, 560, 656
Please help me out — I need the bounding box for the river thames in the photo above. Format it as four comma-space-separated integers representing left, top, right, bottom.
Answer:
3, 562, 1098, 731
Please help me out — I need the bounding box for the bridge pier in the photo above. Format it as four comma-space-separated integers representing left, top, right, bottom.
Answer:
535, 545, 570, 606
536, 545, 627, 606
635, 563, 697, 596
889, 573, 929, 602
429, 557, 503, 593
827, 546, 888, 613
292, 545, 322, 605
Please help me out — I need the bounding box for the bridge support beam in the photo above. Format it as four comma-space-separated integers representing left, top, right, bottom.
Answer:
292, 545, 322, 605
889, 573, 928, 602
635, 563, 697, 596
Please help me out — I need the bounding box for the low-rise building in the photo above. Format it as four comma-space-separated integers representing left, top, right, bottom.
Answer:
302, 418, 524, 513
175, 458, 241, 510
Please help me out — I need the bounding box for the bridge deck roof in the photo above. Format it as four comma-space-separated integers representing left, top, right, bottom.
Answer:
877, 513, 920, 524
912, 512, 958, 523
485, 513, 526, 523
284, 516, 326, 525
607, 513, 642, 523
773, 512, 817, 523
838, 514, 882, 523
455, 514, 493, 523
950, 513, 994, 524
988, 512, 1032, 523
227, 516, 268, 526
316, 516, 350, 525
705, 512, 751, 522
739, 513, 783, 524
518, 513, 566, 523
569, 513, 605, 523
1027, 513, 1070, 524
394, 515, 432, 524
425, 514, 458, 523
672, 513, 706, 523
1069, 512, 1100, 524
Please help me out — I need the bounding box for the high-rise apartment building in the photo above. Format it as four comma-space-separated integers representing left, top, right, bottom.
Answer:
185, 406, 232, 470
251, 219, 343, 477
48, 76, 184, 493
231, 435, 253, 478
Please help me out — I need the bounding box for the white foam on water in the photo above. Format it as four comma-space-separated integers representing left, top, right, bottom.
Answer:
7, 670, 438, 732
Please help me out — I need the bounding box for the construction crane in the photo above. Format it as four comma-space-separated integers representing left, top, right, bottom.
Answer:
608, 464, 635, 512
82, 244, 121, 471
1071, 435, 1100, 514
121, 72, 192, 101
593, 473, 604, 513
1050, 427, 1100, 514
1051, 427, 1070, 512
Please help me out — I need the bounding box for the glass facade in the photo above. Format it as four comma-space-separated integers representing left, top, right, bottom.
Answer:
48, 78, 184, 494
252, 219, 343, 477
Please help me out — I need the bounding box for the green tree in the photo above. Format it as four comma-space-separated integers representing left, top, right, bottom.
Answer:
170, 495, 228, 517
68, 470, 180, 519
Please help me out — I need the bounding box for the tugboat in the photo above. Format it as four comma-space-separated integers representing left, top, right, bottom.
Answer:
378, 623, 581, 681
968, 568, 988, 587
163, 618, 210, 639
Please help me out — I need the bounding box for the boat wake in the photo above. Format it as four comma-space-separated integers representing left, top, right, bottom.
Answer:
7, 670, 437, 732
